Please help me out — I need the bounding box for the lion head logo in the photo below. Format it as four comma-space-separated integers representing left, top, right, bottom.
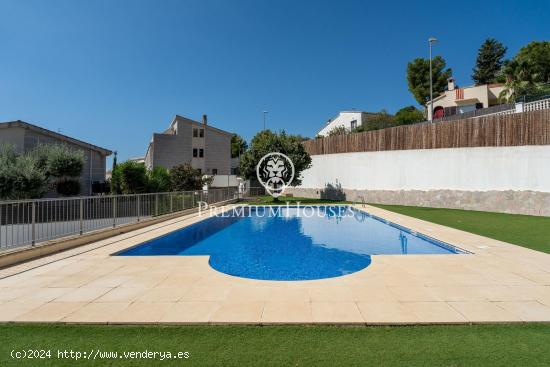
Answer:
256, 152, 295, 197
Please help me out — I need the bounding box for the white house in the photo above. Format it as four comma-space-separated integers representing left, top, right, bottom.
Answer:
317, 111, 377, 137
426, 78, 508, 120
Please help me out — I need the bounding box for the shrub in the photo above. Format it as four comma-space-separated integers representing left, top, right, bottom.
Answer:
170, 164, 211, 191
327, 126, 349, 136
0, 145, 48, 199
45, 145, 85, 177
111, 161, 148, 194
394, 106, 425, 125
147, 166, 172, 192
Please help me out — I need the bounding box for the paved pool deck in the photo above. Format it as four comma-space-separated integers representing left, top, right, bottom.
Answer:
1, 204, 550, 325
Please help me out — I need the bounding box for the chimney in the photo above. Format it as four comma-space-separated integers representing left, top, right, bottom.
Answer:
447, 77, 455, 91
202, 114, 208, 125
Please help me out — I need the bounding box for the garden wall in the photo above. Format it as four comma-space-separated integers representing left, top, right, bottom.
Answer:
287, 145, 550, 216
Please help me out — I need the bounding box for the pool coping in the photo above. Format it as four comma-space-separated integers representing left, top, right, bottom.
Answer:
0, 203, 549, 325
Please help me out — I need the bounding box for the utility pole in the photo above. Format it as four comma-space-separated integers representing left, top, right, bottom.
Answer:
428, 37, 438, 122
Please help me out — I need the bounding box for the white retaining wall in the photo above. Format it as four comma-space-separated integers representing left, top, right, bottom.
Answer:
298, 146, 550, 192
289, 146, 550, 216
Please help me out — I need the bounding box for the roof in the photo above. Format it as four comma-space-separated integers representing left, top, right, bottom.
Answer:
316, 111, 379, 135
169, 115, 233, 136
0, 120, 113, 156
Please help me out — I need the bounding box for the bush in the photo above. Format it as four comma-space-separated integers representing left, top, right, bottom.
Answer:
111, 161, 148, 194
56, 179, 81, 196
46, 145, 85, 177
327, 126, 349, 136
394, 106, 425, 125
354, 110, 395, 132
147, 166, 172, 192
0, 145, 48, 199
12, 154, 49, 199
170, 164, 210, 191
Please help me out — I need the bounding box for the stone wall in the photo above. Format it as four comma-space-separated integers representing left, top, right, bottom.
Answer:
286, 187, 550, 216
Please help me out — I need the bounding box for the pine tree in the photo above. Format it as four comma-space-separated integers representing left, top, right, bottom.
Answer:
472, 38, 507, 85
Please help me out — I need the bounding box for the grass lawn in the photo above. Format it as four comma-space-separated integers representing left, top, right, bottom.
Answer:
1, 324, 550, 366
371, 204, 550, 254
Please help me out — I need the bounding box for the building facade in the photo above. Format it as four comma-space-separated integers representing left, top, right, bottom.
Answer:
145, 115, 232, 175
426, 78, 508, 120
317, 111, 377, 137
0, 120, 112, 196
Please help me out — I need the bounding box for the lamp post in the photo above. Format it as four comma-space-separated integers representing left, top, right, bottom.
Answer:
263, 111, 268, 130
428, 37, 438, 122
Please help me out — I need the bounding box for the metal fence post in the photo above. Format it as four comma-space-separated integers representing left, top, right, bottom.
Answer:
182, 192, 185, 211
155, 194, 159, 216
170, 193, 173, 213
112, 197, 117, 228
137, 195, 140, 222
79, 198, 83, 235
31, 202, 36, 245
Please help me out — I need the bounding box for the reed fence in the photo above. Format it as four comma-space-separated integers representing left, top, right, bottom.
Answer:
304, 110, 550, 155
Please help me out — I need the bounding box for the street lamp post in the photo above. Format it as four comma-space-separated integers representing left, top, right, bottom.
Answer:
263, 111, 268, 130
428, 37, 438, 122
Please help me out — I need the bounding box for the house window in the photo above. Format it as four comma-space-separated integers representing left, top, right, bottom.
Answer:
212, 169, 218, 175
199, 149, 204, 158
199, 129, 204, 138
193, 128, 198, 137
193, 148, 198, 157
350, 120, 357, 130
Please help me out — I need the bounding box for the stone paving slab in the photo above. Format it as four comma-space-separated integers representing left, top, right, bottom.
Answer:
1, 204, 550, 325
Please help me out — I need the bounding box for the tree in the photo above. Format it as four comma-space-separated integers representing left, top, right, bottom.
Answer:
472, 38, 507, 85
170, 164, 211, 191
33, 144, 85, 196
231, 134, 248, 158
110, 161, 148, 194
0, 145, 48, 199
394, 106, 425, 125
353, 110, 395, 132
0, 143, 85, 199
147, 166, 172, 192
501, 41, 550, 101
407, 56, 452, 106
327, 126, 349, 136
239, 130, 312, 188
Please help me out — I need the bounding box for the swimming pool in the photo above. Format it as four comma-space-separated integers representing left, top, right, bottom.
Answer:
118, 206, 463, 281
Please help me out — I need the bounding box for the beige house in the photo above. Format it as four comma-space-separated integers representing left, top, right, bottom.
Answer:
145, 115, 232, 175
0, 120, 112, 196
426, 78, 507, 120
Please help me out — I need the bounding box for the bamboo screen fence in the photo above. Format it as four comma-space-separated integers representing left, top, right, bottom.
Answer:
303, 110, 550, 155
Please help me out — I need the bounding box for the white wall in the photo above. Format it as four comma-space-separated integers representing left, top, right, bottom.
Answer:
317, 112, 363, 136
298, 146, 550, 192
210, 175, 239, 187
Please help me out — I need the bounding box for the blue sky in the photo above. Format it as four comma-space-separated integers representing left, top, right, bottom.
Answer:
1, 0, 549, 164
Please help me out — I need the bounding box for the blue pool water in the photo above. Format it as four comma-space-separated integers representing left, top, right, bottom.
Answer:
118, 206, 462, 281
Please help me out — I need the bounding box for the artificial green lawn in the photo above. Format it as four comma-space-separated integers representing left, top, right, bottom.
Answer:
1, 324, 550, 366
371, 204, 550, 254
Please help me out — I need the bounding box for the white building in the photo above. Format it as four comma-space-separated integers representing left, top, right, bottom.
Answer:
317, 111, 376, 137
